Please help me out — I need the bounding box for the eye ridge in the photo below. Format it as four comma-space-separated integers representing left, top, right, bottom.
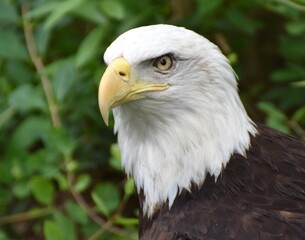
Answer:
153, 54, 174, 71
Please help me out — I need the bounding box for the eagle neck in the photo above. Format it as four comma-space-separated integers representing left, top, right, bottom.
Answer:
113, 93, 256, 217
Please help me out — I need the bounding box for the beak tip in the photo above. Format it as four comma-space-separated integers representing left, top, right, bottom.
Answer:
101, 110, 110, 127
104, 119, 109, 127
99, 92, 110, 126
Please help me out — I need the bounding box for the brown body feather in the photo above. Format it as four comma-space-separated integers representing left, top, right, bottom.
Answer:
139, 124, 305, 240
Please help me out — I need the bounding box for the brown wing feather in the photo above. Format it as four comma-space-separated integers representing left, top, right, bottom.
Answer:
139, 124, 305, 240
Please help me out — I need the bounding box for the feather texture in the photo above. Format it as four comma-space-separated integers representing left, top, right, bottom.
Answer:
100, 24, 305, 239
139, 125, 305, 239
104, 25, 256, 216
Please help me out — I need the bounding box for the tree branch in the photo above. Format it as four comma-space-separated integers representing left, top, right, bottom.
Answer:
21, 5, 135, 239
21, 5, 62, 128
66, 161, 136, 239
0, 207, 52, 225
88, 184, 135, 240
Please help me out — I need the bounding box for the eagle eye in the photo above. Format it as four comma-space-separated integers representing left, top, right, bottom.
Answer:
153, 54, 173, 71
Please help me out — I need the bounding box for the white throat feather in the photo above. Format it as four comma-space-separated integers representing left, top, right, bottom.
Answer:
104, 25, 257, 217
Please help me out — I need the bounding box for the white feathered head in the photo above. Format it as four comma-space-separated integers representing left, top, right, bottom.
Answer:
98, 24, 256, 216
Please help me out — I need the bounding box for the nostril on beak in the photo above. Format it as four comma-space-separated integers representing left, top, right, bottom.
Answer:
119, 71, 126, 77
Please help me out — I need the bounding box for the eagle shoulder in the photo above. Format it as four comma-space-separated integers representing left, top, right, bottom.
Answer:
139, 124, 305, 240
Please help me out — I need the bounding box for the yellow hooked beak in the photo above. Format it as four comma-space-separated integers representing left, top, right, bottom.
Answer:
98, 57, 169, 125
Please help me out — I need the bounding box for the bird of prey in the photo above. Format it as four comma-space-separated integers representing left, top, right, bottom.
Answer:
98, 24, 305, 240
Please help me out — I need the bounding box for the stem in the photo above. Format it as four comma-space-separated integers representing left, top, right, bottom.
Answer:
65, 159, 135, 239
66, 166, 106, 227
0, 207, 52, 225
21, 5, 62, 128
21, 5, 135, 239
88, 193, 134, 240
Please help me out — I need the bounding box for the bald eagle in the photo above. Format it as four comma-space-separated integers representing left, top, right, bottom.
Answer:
98, 25, 305, 239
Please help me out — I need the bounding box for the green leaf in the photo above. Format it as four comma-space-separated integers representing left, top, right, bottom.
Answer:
30, 175, 55, 205
65, 200, 88, 224
113, 216, 138, 226
266, 118, 290, 134
54, 173, 68, 191
26, 2, 58, 19
0, 107, 15, 129
13, 181, 30, 199
53, 211, 76, 240
109, 143, 122, 170
9, 84, 46, 112
40, 165, 61, 179
257, 102, 289, 133
124, 178, 135, 197
74, 174, 91, 192
195, 0, 223, 15
5, 61, 33, 84
91, 183, 120, 217
107, 234, 138, 240
91, 191, 108, 217
281, 36, 305, 60
100, 0, 126, 20
0, 160, 13, 184
286, 21, 305, 35
43, 220, 64, 240
52, 62, 76, 102
44, 0, 84, 30
75, 27, 105, 68
290, 0, 305, 8
292, 0, 305, 4
225, 10, 261, 34
271, 65, 305, 82
0, 30, 28, 60
0, 230, 8, 240
66, 160, 78, 172
35, 24, 51, 56
11, 159, 24, 179
25, 149, 60, 177
45, 128, 76, 158
0, 187, 13, 209
0, 0, 18, 23
292, 80, 305, 87
258, 102, 286, 120
227, 52, 238, 65
8, 116, 51, 152
293, 105, 305, 122
72, 2, 106, 24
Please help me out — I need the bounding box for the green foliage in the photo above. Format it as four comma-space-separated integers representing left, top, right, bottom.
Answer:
258, 102, 290, 133
74, 173, 91, 192
43, 220, 65, 240
92, 183, 121, 217
100, 0, 126, 20
0, 0, 305, 239
65, 200, 88, 224
0, 29, 28, 60
30, 175, 55, 204
75, 27, 106, 68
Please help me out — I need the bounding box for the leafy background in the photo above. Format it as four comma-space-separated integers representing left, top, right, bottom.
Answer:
0, 0, 305, 239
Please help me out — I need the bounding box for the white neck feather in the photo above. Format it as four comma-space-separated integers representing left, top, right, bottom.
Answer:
113, 68, 256, 217
105, 24, 257, 217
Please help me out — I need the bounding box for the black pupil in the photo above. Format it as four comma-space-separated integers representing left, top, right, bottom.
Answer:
160, 57, 167, 66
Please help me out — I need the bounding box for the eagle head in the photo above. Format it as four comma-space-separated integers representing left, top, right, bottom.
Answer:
98, 24, 256, 216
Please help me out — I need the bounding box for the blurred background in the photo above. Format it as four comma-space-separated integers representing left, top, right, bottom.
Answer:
0, 0, 305, 239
